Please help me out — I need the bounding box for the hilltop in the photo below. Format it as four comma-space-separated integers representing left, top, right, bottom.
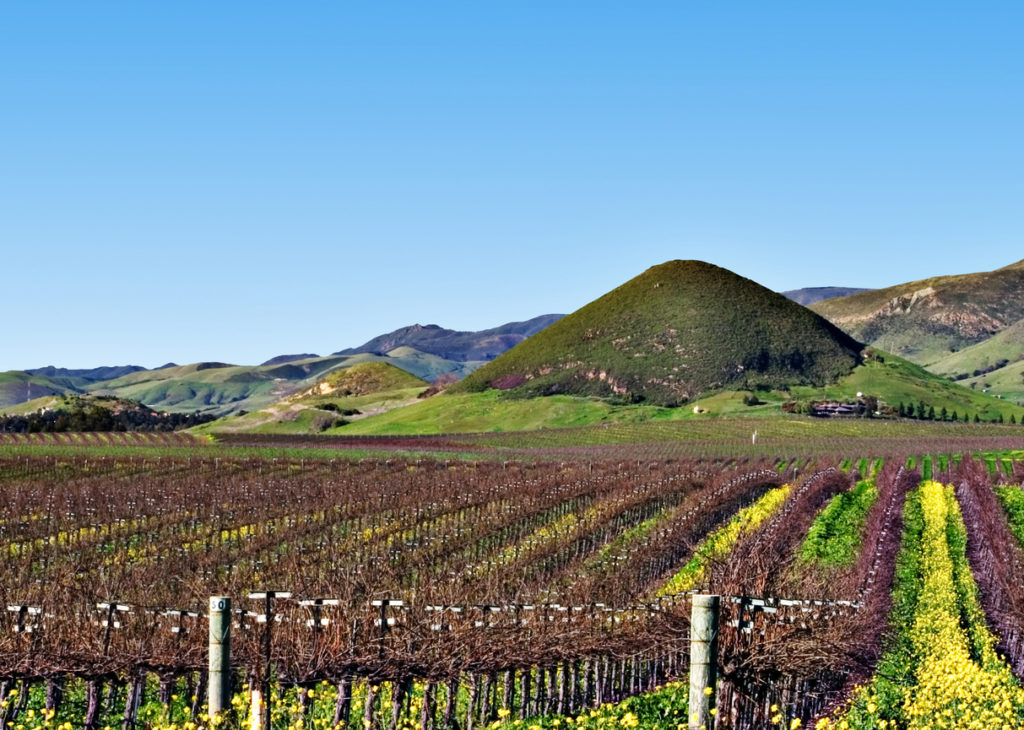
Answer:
455, 260, 863, 406
299, 361, 427, 397
810, 259, 1024, 366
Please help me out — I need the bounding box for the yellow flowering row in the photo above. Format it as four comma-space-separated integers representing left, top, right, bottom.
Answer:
818, 481, 1024, 729
657, 484, 791, 595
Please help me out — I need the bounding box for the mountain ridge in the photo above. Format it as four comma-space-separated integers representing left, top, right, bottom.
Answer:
782, 287, 873, 306
810, 260, 1024, 365
333, 314, 564, 362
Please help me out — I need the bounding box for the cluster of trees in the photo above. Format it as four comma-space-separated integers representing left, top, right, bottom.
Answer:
0, 397, 215, 433
952, 358, 1011, 381
895, 401, 1017, 424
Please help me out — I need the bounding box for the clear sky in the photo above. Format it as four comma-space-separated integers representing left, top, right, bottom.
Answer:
2, 2, 1022, 370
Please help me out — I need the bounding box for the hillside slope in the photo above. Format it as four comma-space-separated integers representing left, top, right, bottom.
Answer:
455, 260, 863, 406
810, 259, 1024, 365
929, 317, 1024, 379
195, 361, 429, 434
342, 350, 1024, 436
89, 350, 471, 415
0, 371, 89, 408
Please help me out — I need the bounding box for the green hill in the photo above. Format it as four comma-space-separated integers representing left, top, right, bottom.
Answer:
88, 350, 474, 415
303, 361, 428, 397
958, 360, 1024, 408
810, 259, 1024, 365
0, 371, 88, 407
455, 260, 863, 406
338, 349, 1024, 435
929, 317, 1024, 380
194, 361, 430, 435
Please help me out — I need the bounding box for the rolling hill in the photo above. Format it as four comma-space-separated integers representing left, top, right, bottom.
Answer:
0, 371, 89, 408
810, 259, 1024, 366
454, 260, 864, 406
89, 350, 470, 415
928, 317, 1024, 380
1, 316, 560, 414
193, 361, 429, 434
335, 261, 1024, 436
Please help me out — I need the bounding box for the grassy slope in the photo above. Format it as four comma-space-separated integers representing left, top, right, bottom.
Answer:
193, 363, 430, 435
335, 349, 1024, 435
87, 351, 474, 415
312, 361, 429, 394
455, 260, 863, 406
0, 393, 69, 415
194, 386, 428, 435
811, 260, 1024, 365
790, 352, 1024, 421
337, 391, 635, 434
930, 318, 1024, 375
0, 371, 88, 408
961, 360, 1024, 407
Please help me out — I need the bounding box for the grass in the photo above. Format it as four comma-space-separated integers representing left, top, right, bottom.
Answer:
20, 351, 469, 417
929, 318, 1024, 378
332, 345, 1024, 437
961, 358, 1024, 407
798, 478, 878, 568
336, 391, 633, 434
994, 485, 1024, 546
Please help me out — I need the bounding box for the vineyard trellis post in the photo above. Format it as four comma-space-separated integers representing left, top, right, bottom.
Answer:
208, 596, 232, 719
249, 591, 291, 730
688, 594, 719, 730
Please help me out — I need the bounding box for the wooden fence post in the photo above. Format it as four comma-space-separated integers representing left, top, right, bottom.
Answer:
688, 595, 719, 730
208, 596, 231, 718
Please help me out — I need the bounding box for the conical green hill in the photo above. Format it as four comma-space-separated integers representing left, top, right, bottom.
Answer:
456, 260, 863, 405
311, 361, 428, 397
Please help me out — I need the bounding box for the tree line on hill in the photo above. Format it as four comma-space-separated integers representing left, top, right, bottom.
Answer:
895, 401, 1016, 424
0, 397, 215, 433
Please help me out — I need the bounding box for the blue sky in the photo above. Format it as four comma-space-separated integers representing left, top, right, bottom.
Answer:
2, 2, 1022, 370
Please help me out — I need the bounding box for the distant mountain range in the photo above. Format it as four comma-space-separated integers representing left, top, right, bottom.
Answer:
333, 260, 1022, 436
333, 314, 565, 361
7, 258, 1024, 418
782, 287, 873, 306
25, 365, 149, 381
0, 316, 565, 415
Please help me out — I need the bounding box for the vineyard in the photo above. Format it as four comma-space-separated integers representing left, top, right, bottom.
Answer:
1, 447, 1024, 729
